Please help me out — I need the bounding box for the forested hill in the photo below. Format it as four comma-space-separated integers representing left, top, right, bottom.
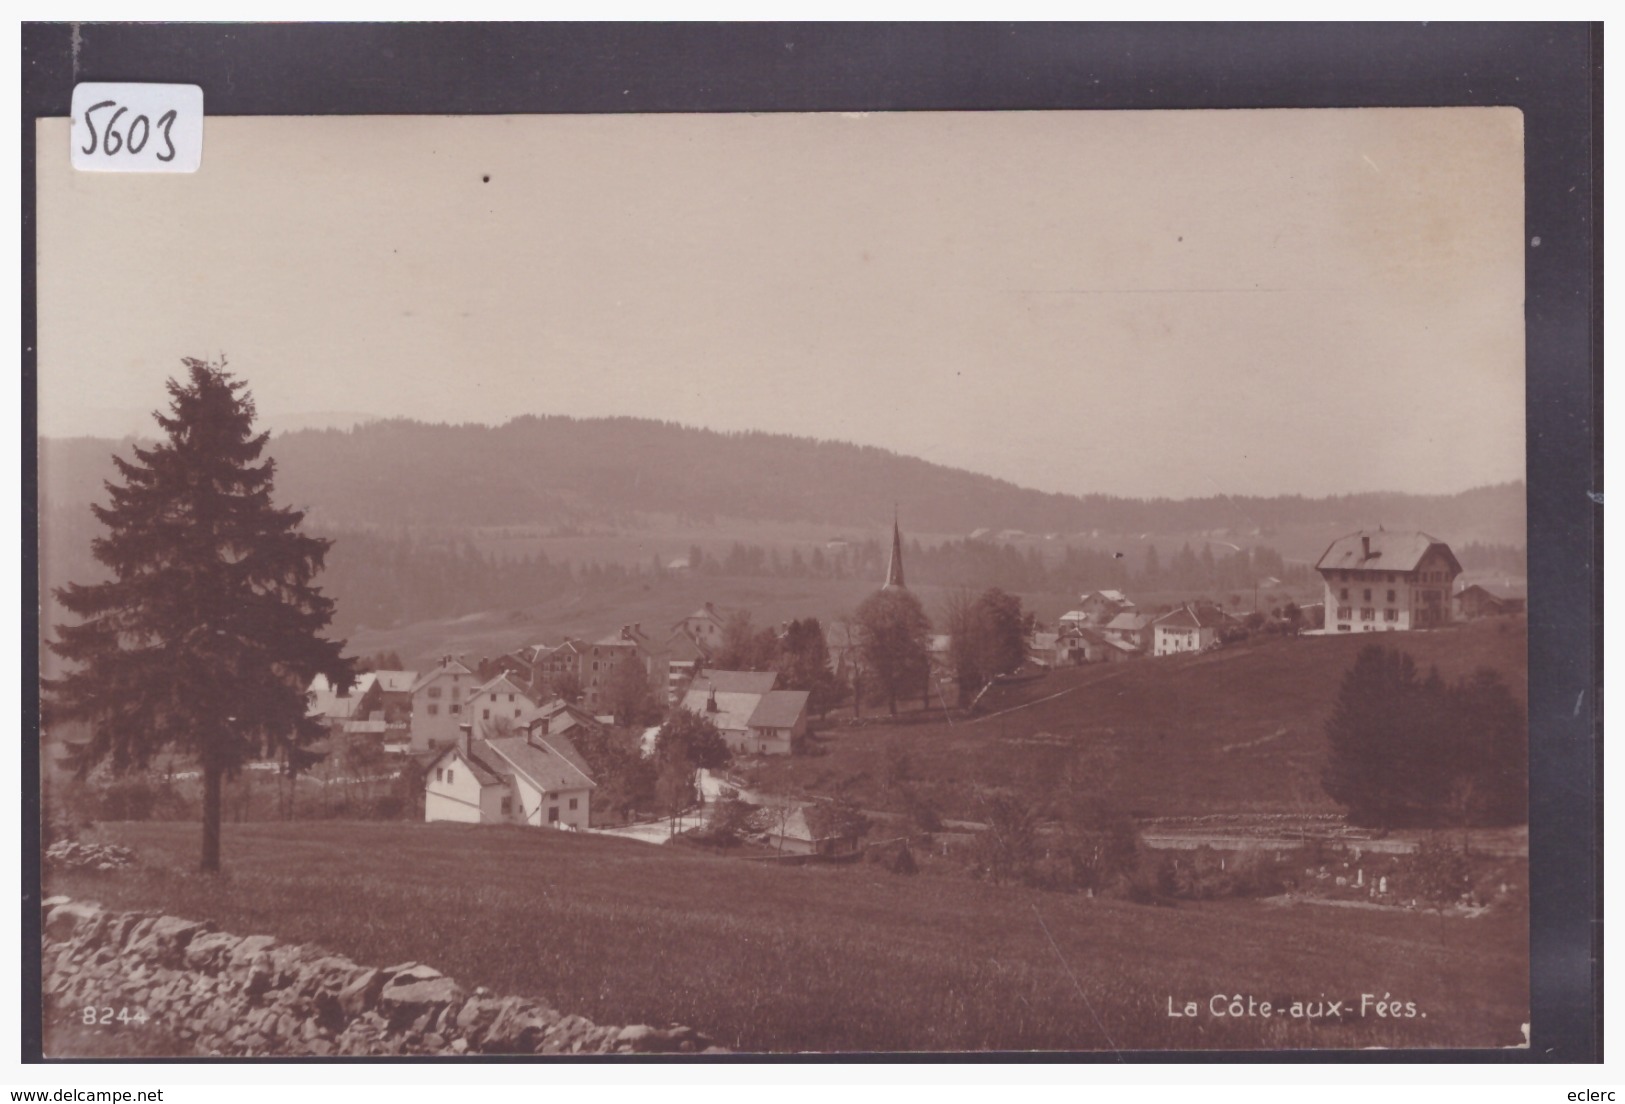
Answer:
40, 415, 1526, 540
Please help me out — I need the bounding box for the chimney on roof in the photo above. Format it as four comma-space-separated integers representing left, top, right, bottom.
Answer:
633, 622, 641, 634
1362, 535, 1371, 559
441, 655, 448, 668
707, 687, 719, 714
456, 723, 471, 760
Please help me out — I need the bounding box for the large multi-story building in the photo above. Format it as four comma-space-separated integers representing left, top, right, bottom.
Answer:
409, 657, 479, 752
1315, 530, 1461, 633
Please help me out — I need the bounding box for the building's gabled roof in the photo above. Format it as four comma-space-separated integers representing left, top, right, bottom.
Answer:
525, 700, 604, 736
747, 690, 809, 731
371, 670, 416, 694
532, 639, 586, 663
1104, 636, 1139, 654
674, 604, 728, 628
1104, 611, 1155, 632
427, 742, 506, 787
307, 672, 378, 719
411, 660, 477, 694
1456, 582, 1526, 604
1315, 530, 1461, 576
469, 672, 535, 704
531, 732, 596, 786
688, 670, 779, 695
663, 631, 711, 663
442, 734, 596, 795
1058, 610, 1088, 623
1084, 589, 1134, 606
679, 690, 759, 733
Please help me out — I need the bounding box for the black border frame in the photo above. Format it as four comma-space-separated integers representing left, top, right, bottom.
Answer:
19, 21, 1603, 1065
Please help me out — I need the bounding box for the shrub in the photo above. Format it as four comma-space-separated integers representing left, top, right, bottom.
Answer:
1397, 836, 1473, 905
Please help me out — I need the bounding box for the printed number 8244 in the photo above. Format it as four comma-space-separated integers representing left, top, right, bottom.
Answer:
81, 1006, 150, 1026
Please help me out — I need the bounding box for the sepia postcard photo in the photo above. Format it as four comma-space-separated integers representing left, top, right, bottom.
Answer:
34, 103, 1532, 1057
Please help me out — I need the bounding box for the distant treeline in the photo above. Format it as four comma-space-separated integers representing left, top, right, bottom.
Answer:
41, 418, 1529, 538
689, 536, 1306, 595
41, 506, 1529, 640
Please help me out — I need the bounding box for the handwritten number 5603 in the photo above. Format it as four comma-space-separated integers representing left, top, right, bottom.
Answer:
81, 100, 179, 162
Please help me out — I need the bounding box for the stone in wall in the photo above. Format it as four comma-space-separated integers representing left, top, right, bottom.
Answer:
41, 897, 721, 1057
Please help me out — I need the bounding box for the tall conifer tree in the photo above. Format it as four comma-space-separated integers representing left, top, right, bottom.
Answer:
46, 358, 351, 872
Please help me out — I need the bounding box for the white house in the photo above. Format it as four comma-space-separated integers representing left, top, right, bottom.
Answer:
466, 673, 543, 736
424, 728, 595, 830
1315, 530, 1462, 633
742, 690, 810, 756
409, 657, 479, 753
678, 670, 805, 756
1152, 604, 1228, 656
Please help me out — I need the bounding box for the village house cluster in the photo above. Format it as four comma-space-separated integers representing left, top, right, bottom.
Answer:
305, 597, 825, 832
1028, 528, 1519, 668
300, 525, 1520, 835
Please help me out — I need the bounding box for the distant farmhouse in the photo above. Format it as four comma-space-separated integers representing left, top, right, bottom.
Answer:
1103, 610, 1156, 654
1080, 589, 1134, 625
672, 602, 728, 650
1454, 582, 1527, 620
1152, 604, 1230, 656
424, 728, 594, 829
1315, 530, 1461, 633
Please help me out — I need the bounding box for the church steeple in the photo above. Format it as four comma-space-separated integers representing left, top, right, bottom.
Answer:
883, 506, 906, 590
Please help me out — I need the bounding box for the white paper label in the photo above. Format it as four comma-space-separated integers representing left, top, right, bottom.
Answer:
70, 83, 203, 173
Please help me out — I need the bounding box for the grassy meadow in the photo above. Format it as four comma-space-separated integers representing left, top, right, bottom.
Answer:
47, 820, 1528, 1054
750, 616, 1528, 822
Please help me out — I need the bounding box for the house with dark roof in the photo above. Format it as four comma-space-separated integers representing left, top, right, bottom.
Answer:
424, 728, 595, 829
524, 698, 606, 741
1454, 582, 1527, 620
348, 670, 415, 746
1103, 610, 1156, 653
1315, 530, 1462, 633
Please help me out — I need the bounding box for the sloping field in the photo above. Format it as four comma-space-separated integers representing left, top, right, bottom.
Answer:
751, 617, 1528, 820
46, 821, 1527, 1054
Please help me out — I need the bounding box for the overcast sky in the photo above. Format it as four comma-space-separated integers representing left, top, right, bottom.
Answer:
36, 108, 1524, 499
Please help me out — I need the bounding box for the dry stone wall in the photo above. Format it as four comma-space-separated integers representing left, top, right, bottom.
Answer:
42, 897, 720, 1056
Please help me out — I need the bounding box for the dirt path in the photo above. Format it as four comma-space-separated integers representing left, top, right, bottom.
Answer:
970, 666, 1130, 724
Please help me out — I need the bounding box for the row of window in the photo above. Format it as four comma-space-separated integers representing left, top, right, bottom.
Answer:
1331, 569, 1452, 584
1339, 588, 1400, 603
499, 796, 578, 817
1335, 607, 1402, 622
